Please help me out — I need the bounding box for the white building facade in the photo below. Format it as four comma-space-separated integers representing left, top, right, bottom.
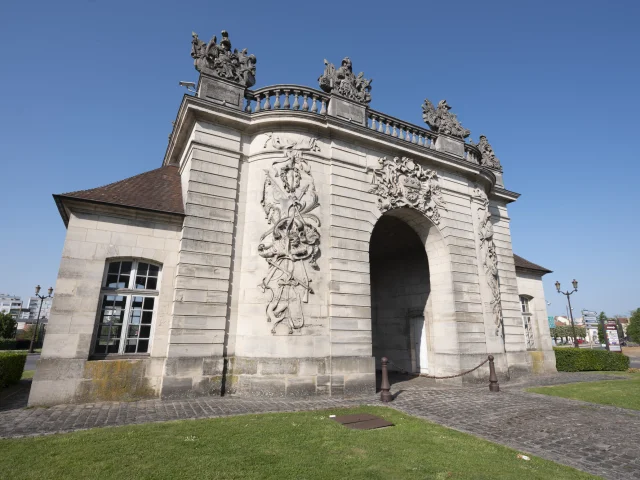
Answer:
0, 294, 22, 319
30, 31, 556, 406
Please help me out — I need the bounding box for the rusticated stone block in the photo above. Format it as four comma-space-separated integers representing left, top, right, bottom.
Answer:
249, 377, 286, 397
194, 376, 223, 396
331, 356, 375, 375
164, 357, 204, 377
285, 376, 317, 397
343, 373, 376, 397
203, 357, 226, 376
259, 358, 298, 375
160, 376, 193, 399
78, 359, 157, 402
228, 357, 258, 375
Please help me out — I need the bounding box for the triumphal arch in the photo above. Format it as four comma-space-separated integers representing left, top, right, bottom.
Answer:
30, 30, 555, 405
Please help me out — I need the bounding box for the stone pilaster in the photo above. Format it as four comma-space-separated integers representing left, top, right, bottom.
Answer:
162, 120, 242, 397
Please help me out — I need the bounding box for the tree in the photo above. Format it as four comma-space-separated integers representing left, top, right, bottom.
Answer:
597, 311, 607, 344
628, 308, 640, 343
550, 325, 586, 343
16, 325, 34, 341
0, 312, 17, 339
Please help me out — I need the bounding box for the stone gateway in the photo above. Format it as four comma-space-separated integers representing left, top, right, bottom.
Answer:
29, 30, 556, 406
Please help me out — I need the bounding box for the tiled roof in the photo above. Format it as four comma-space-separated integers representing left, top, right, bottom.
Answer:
54, 165, 184, 225
514, 254, 552, 274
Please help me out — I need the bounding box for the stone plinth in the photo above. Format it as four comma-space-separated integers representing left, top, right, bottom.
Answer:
197, 74, 246, 111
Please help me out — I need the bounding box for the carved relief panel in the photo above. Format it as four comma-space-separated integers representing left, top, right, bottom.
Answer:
368, 156, 447, 224
472, 186, 504, 338
258, 133, 321, 334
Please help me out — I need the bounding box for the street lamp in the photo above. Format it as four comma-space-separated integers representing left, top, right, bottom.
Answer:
556, 279, 579, 348
29, 285, 53, 353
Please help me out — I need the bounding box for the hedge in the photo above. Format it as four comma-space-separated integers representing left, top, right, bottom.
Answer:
554, 347, 630, 372
0, 352, 28, 388
0, 339, 40, 350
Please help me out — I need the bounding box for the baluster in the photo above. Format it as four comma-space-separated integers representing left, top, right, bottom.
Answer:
378, 116, 385, 133
283, 90, 290, 109
311, 95, 318, 113
319, 97, 327, 115
412, 130, 418, 144
369, 115, 376, 130
254, 93, 261, 113
385, 120, 391, 135
392, 123, 398, 137
245, 95, 252, 113
302, 93, 309, 111
274, 89, 281, 109
292, 90, 300, 110
264, 91, 271, 110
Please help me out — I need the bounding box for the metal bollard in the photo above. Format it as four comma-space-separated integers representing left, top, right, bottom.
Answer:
380, 357, 393, 402
488, 355, 500, 392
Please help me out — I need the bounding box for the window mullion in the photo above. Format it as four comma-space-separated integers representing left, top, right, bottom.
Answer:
119, 295, 133, 354
129, 261, 138, 289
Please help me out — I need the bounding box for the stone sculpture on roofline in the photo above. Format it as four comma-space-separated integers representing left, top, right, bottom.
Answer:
471, 135, 502, 171
318, 57, 372, 104
191, 30, 257, 87
421, 99, 470, 139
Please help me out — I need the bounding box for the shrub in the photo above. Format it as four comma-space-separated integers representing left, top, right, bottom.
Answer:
0, 312, 17, 339
0, 352, 28, 388
553, 347, 630, 372
0, 339, 37, 350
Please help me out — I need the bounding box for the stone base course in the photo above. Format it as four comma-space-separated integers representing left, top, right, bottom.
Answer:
3, 373, 640, 480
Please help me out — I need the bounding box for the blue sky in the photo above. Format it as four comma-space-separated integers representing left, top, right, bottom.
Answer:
0, 0, 638, 317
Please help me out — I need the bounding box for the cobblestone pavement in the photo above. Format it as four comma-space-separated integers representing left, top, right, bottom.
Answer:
1, 373, 639, 480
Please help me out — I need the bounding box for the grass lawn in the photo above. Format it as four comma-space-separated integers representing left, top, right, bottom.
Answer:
0, 406, 594, 480
21, 370, 34, 380
527, 372, 640, 411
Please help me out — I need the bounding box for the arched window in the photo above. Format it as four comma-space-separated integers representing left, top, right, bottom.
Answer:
93, 260, 161, 356
520, 295, 535, 350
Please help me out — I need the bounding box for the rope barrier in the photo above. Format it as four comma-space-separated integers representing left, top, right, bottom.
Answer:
386, 357, 489, 380
379, 354, 500, 402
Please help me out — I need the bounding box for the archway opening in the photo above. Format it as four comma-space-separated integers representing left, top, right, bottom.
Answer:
370, 214, 430, 374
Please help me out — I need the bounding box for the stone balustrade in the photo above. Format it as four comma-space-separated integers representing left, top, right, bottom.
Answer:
366, 109, 438, 150
464, 143, 481, 164
244, 85, 330, 114
241, 84, 484, 163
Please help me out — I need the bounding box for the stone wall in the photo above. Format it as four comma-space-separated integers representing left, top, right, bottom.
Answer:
32, 74, 555, 404
161, 121, 242, 398
29, 204, 181, 406
515, 269, 557, 373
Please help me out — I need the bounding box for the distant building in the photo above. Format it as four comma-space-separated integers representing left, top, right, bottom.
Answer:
554, 316, 570, 326
616, 317, 629, 337
0, 294, 22, 319
25, 296, 53, 323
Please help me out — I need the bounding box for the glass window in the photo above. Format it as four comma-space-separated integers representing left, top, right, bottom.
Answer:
94, 260, 161, 356
520, 295, 535, 350
520, 296, 530, 314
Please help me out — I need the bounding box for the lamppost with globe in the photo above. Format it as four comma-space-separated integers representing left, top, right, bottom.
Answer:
555, 279, 579, 348
29, 285, 53, 354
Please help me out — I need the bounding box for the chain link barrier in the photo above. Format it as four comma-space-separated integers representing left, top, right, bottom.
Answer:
386, 357, 490, 380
